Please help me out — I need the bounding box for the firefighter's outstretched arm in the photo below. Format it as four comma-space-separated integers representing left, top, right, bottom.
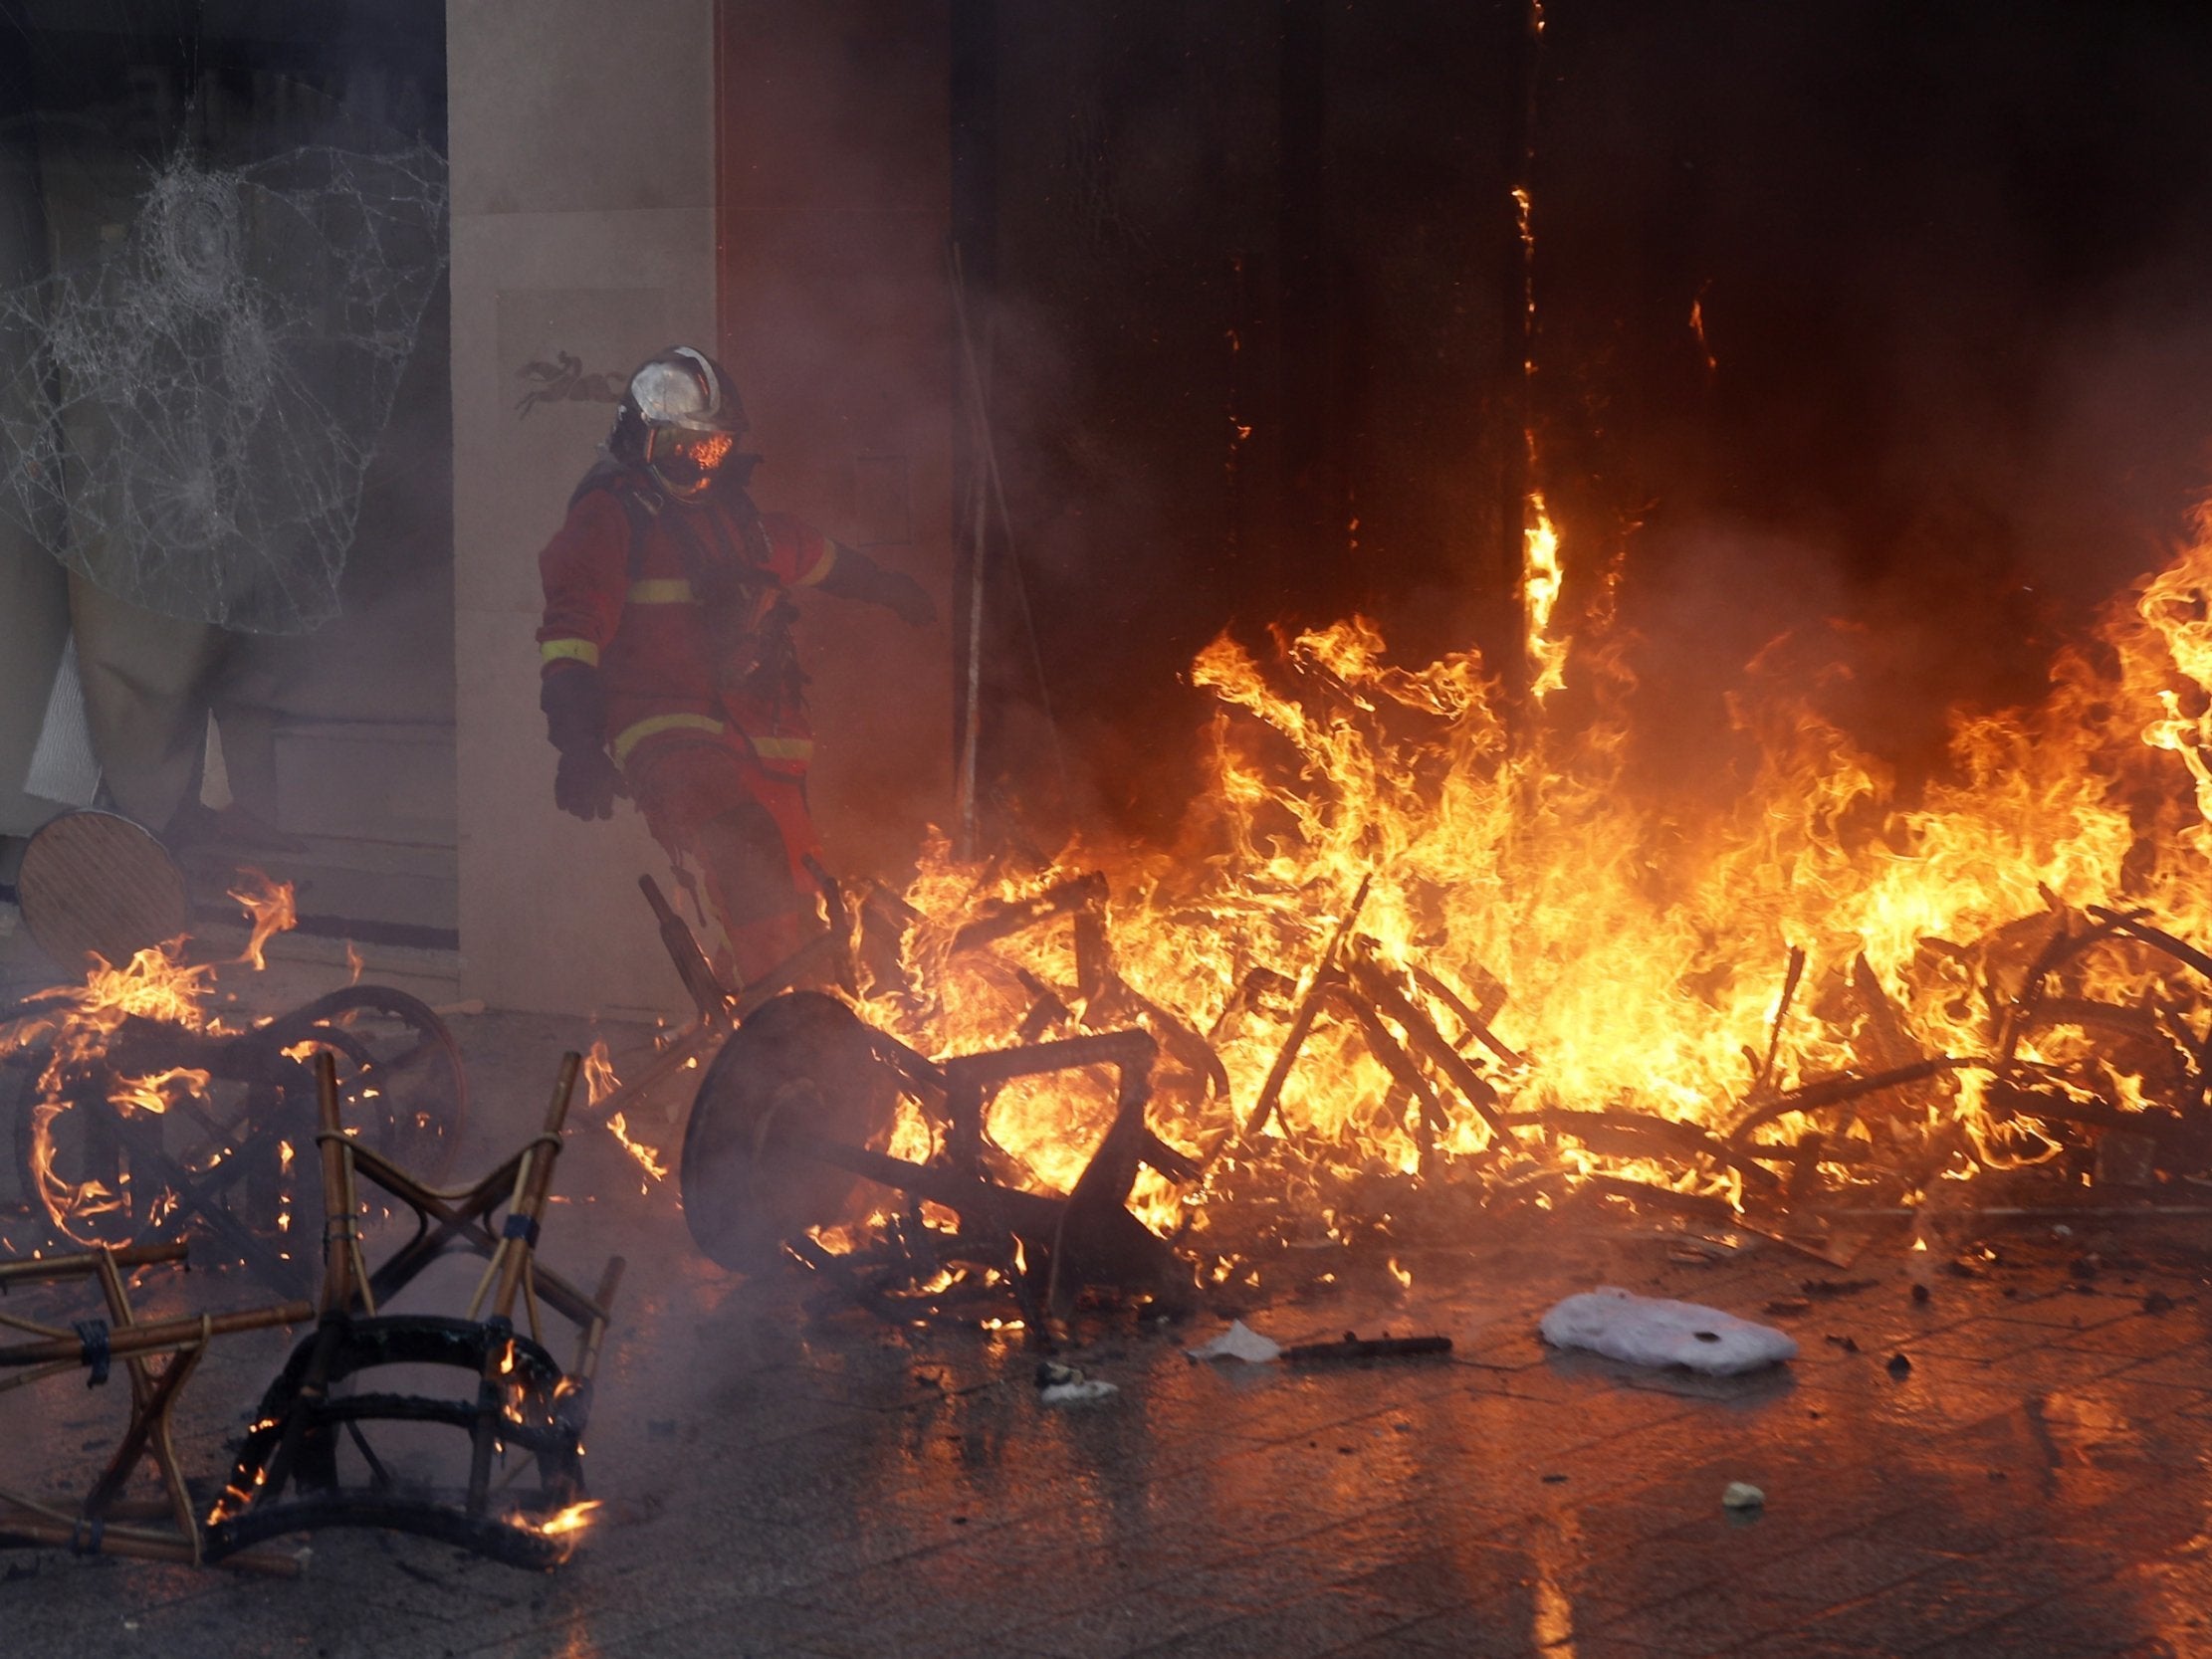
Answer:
814, 539, 937, 628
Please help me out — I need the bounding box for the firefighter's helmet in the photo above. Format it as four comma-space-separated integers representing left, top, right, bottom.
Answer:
611, 346, 751, 501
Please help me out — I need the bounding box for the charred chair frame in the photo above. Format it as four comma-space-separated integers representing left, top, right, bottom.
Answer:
0, 1242, 310, 1572
204, 1053, 623, 1569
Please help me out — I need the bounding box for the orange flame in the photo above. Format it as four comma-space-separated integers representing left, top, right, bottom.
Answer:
227, 869, 298, 971
606, 1112, 669, 1184
533, 1500, 600, 1538
802, 503, 2212, 1257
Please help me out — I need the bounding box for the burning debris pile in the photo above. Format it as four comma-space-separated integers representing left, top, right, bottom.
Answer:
627, 514, 2212, 1323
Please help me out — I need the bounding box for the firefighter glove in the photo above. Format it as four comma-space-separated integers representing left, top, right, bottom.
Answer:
541, 667, 624, 821
880, 570, 937, 630
818, 541, 937, 628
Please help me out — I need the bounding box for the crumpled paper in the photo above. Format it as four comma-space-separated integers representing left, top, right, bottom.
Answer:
1035, 1359, 1118, 1405
1185, 1321, 1284, 1364
1539, 1287, 1798, 1375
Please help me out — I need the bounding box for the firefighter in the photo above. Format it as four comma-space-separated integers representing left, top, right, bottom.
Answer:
535, 346, 934, 982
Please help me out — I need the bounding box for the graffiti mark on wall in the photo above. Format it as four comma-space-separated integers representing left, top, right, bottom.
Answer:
515, 351, 626, 419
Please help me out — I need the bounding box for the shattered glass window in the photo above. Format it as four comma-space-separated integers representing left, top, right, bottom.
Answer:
0, 8, 448, 635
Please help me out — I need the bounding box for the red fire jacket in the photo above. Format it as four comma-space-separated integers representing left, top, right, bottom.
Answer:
536, 469, 838, 777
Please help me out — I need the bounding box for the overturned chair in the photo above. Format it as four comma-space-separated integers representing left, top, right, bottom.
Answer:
204, 1052, 623, 1569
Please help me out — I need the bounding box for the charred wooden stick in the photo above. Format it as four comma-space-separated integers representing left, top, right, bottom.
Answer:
1727, 1057, 1981, 1143
0, 1242, 187, 1289
575, 1019, 724, 1124
951, 873, 1111, 956
2090, 907, 2212, 985
1748, 945, 1806, 1100
1237, 964, 1342, 1146
0, 1302, 310, 1369
1346, 952, 1513, 1143
1319, 984, 1446, 1166
315, 1054, 360, 1315
1514, 1109, 1782, 1194
0, 1515, 300, 1575
470, 1052, 579, 1326
1238, 875, 1374, 1146
1284, 1333, 1453, 1363
640, 874, 733, 1022
1407, 963, 1525, 1069
1573, 1174, 1740, 1226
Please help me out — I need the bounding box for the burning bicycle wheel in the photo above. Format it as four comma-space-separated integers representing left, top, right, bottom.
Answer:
679, 991, 902, 1274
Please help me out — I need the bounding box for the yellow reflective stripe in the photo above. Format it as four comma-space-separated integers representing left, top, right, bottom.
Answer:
626, 578, 695, 604
749, 735, 815, 762
541, 638, 599, 668
791, 541, 837, 588
611, 713, 725, 766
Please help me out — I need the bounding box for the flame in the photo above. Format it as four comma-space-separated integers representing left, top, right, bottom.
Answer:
0, 943, 221, 1240
581, 1040, 618, 1107
345, 940, 364, 985
1690, 284, 1717, 375
533, 1500, 600, 1538
109, 1066, 210, 1119
586, 1041, 672, 1184
227, 869, 298, 971
1522, 491, 1567, 700
751, 502, 2212, 1274
606, 1113, 669, 1184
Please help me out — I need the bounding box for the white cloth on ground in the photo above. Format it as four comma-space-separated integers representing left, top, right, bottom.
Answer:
1538, 1286, 1798, 1375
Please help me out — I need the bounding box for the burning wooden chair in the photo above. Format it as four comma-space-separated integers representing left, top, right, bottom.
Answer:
680, 989, 1197, 1340
202, 1053, 622, 1568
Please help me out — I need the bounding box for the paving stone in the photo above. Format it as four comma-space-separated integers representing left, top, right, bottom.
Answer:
10, 1018, 2212, 1657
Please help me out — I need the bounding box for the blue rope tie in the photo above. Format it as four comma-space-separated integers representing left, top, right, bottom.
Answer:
73, 1319, 111, 1387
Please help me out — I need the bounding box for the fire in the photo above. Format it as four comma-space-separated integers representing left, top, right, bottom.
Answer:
1, 867, 302, 1244
0, 944, 221, 1240
532, 1500, 600, 1538
108, 1066, 211, 1119
822, 504, 2212, 1263
227, 869, 298, 971
585, 1040, 673, 1184
606, 1113, 669, 1184
581, 1040, 618, 1107
1521, 491, 1567, 700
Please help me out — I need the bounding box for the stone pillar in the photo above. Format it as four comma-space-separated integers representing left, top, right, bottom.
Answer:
450, 0, 954, 1017
448, 0, 719, 1017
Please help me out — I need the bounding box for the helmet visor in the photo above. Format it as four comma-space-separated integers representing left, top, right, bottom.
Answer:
649, 427, 737, 494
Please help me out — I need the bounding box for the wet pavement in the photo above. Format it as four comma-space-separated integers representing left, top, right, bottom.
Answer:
5, 1008, 2212, 1657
